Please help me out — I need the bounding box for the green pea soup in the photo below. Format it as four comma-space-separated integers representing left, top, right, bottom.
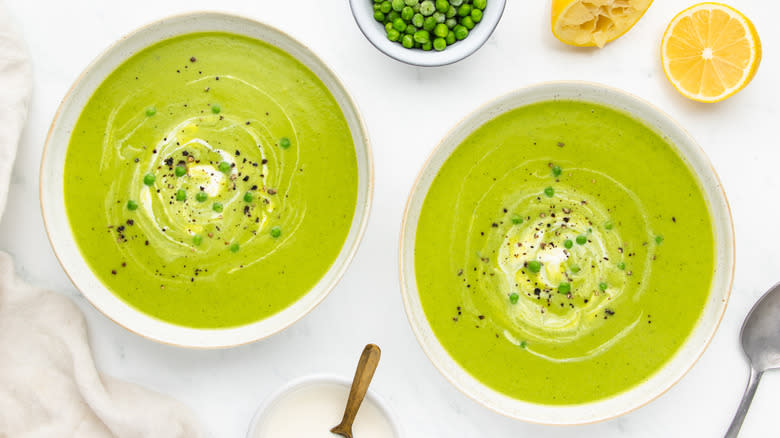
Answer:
414, 100, 716, 405
64, 32, 358, 328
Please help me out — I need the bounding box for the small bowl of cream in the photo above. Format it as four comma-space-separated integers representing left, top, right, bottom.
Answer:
247, 375, 400, 438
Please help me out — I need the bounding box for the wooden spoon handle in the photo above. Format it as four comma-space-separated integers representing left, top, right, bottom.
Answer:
332, 344, 382, 435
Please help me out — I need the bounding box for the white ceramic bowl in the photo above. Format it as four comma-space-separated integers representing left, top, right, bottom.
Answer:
246, 375, 401, 438
349, 0, 506, 66
399, 81, 735, 424
40, 12, 373, 349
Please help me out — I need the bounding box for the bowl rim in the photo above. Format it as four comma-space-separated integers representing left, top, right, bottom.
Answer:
398, 80, 735, 424
39, 11, 374, 349
245, 374, 402, 438
348, 0, 507, 67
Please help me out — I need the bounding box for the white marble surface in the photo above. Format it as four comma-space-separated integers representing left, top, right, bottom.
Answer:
2, 1, 779, 436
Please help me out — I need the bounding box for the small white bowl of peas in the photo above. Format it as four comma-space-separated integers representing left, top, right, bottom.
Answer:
350, 0, 506, 66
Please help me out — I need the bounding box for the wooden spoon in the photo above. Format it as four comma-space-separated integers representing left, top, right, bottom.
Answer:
330, 344, 382, 438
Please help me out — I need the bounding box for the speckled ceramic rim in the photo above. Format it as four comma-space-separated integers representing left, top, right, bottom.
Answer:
348, 0, 506, 67
40, 12, 374, 349
246, 374, 402, 438
399, 81, 735, 425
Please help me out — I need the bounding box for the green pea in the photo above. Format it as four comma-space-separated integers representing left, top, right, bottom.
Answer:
446, 30, 456, 44
391, 0, 404, 11
461, 16, 475, 29
387, 28, 401, 41
564, 239, 574, 249
454, 25, 468, 40
423, 16, 437, 31
457, 4, 471, 16
375, 3, 381, 11
145, 107, 156, 117
143, 173, 155, 186
243, 192, 253, 202
218, 161, 231, 173
229, 242, 240, 253
552, 165, 562, 177
599, 282, 608, 291
527, 260, 542, 273
446, 17, 457, 28
435, 0, 448, 12
605, 221, 614, 230
405, 25, 417, 34
450, 0, 463, 5
385, 21, 394, 32
509, 293, 519, 304
433, 37, 446, 51
211, 104, 221, 114
655, 235, 664, 244
175, 165, 187, 177
270, 226, 282, 238
195, 191, 208, 202
412, 13, 424, 27
570, 264, 581, 274
404, 0, 418, 6
401, 6, 414, 20
192, 234, 203, 246
212, 202, 223, 213
576, 235, 587, 245
414, 30, 430, 43
402, 34, 414, 48
471, 8, 483, 22
558, 282, 571, 294
434, 23, 449, 37
279, 137, 291, 149
393, 17, 407, 32
175, 189, 186, 201
511, 215, 523, 225
446, 5, 457, 18
473, 0, 486, 9
387, 11, 400, 21
127, 200, 138, 210
419, 0, 435, 15
544, 186, 555, 198
617, 262, 626, 270
433, 11, 446, 23
422, 41, 433, 51
380, 1, 392, 13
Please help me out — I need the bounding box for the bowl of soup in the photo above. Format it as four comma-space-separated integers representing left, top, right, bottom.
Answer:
400, 82, 734, 423
41, 13, 373, 348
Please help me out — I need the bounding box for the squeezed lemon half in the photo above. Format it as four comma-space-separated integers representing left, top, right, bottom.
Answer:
552, 0, 653, 48
661, 2, 761, 103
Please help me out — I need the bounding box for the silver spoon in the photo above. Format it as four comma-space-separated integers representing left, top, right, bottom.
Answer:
725, 282, 780, 437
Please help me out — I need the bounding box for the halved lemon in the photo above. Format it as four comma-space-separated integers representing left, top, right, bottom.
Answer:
661, 3, 761, 103
552, 0, 654, 48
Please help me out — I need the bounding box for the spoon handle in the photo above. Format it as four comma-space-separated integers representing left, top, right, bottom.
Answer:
333, 344, 382, 435
725, 367, 764, 438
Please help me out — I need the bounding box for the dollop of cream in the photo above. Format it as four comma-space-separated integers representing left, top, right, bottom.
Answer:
456, 162, 656, 362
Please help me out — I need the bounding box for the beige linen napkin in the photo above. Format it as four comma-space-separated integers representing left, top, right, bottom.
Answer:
0, 3, 206, 437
